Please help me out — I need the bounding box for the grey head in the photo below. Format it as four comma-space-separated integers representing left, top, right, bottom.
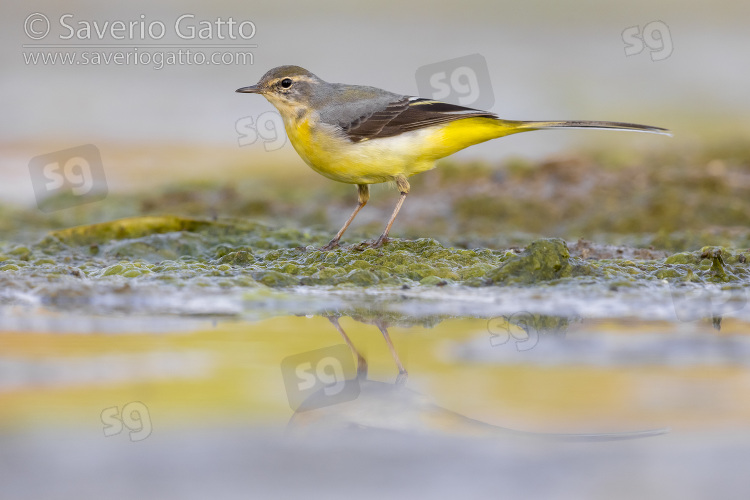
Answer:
235, 65, 406, 130
235, 65, 324, 107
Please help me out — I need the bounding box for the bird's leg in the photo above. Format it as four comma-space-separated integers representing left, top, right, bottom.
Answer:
327, 316, 368, 379
375, 320, 408, 384
321, 184, 370, 250
373, 175, 410, 248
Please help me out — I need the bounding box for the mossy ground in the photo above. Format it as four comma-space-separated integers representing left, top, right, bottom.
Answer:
1, 215, 748, 293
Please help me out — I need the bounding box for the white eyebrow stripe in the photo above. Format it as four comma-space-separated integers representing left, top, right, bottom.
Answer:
272, 75, 318, 86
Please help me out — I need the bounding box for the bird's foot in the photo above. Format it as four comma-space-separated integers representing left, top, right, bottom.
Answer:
351, 236, 389, 251
320, 239, 340, 251
350, 241, 370, 252
372, 235, 390, 248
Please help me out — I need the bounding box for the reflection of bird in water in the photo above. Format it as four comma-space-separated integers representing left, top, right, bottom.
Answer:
287, 316, 668, 441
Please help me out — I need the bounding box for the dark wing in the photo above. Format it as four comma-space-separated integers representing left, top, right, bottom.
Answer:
342, 98, 497, 143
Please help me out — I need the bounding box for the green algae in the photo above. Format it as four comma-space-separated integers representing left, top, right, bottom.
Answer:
47, 216, 216, 246
486, 239, 573, 285
1, 216, 748, 293
217, 250, 255, 265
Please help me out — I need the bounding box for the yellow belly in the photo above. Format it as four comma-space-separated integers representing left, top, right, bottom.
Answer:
284, 115, 524, 185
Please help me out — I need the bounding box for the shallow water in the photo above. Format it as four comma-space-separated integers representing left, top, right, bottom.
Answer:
2, 311, 750, 499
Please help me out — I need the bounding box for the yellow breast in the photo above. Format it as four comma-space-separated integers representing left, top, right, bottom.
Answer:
282, 112, 518, 186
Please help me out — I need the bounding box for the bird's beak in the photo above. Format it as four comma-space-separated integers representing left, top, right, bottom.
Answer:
235, 85, 263, 94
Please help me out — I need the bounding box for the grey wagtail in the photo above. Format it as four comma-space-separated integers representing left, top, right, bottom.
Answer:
236, 65, 669, 250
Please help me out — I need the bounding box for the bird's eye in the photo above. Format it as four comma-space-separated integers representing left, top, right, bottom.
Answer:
280, 78, 293, 88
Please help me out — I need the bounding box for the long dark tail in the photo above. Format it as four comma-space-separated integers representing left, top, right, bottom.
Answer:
513, 120, 671, 136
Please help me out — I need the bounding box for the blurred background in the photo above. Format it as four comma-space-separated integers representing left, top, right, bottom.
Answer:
2, 1, 750, 499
